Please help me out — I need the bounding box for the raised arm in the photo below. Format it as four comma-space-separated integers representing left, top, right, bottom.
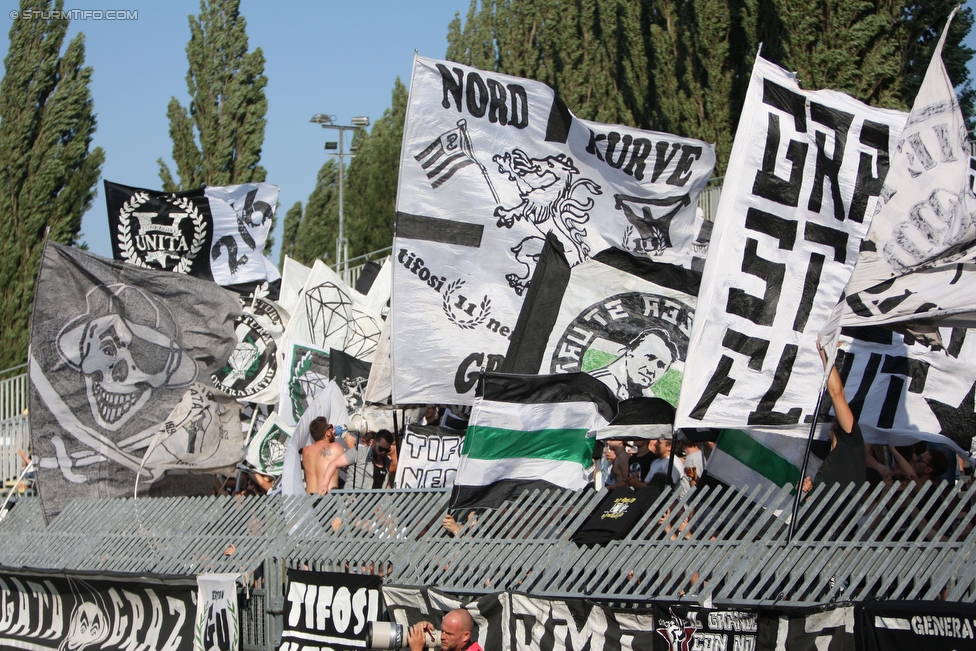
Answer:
819, 336, 854, 434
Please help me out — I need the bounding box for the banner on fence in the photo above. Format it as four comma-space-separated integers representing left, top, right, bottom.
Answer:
281, 569, 382, 651
193, 573, 240, 651
0, 571, 196, 650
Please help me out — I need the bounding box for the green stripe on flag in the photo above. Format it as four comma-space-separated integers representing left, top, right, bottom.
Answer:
463, 426, 595, 465
716, 429, 800, 487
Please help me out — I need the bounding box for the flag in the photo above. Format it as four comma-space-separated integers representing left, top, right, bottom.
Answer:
830, 9, 976, 336
504, 235, 700, 407
28, 243, 240, 521
282, 259, 383, 364
832, 325, 976, 458
279, 339, 331, 426
449, 371, 617, 509
209, 295, 289, 405
280, 255, 312, 315
244, 411, 293, 476
392, 54, 715, 406
106, 181, 281, 292
394, 423, 464, 488
415, 119, 480, 190
703, 428, 823, 508
140, 382, 244, 475
329, 347, 372, 415
674, 56, 907, 431
599, 397, 675, 441
193, 573, 240, 651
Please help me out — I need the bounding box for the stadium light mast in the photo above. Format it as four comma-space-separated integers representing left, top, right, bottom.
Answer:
310, 113, 370, 281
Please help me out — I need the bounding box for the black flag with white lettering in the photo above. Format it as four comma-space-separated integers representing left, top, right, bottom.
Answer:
281, 570, 382, 651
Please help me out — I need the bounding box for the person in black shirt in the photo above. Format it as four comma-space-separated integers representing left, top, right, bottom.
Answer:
802, 337, 866, 492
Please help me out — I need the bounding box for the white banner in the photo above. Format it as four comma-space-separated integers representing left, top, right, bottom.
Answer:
193, 573, 240, 651
206, 183, 280, 287
836, 9, 976, 330
244, 411, 293, 476
392, 54, 715, 404
394, 424, 463, 489
676, 56, 906, 430
835, 327, 976, 457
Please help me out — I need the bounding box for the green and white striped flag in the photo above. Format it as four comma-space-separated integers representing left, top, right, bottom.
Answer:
705, 427, 824, 507
449, 371, 618, 509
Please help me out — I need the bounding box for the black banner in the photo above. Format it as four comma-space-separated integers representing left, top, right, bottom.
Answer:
0, 570, 195, 650
861, 600, 975, 651
653, 602, 759, 651
281, 569, 383, 651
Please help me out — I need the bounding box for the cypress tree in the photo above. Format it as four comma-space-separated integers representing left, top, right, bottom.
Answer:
0, 0, 105, 370
290, 159, 339, 266
158, 0, 268, 190
279, 200, 302, 267
344, 78, 409, 258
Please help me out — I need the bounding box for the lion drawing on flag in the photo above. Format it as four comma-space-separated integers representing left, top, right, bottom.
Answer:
492, 148, 601, 295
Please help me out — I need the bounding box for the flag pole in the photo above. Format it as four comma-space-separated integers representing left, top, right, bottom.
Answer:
787, 372, 828, 541
457, 119, 499, 203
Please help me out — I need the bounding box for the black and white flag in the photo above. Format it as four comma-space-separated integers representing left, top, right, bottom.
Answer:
28, 243, 241, 520
675, 56, 907, 430
392, 55, 714, 405
394, 424, 464, 489
828, 10, 976, 337
329, 348, 372, 415
193, 573, 241, 651
505, 235, 700, 407
106, 180, 280, 290
210, 295, 289, 405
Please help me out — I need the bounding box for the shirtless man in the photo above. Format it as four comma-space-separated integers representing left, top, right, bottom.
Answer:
301, 417, 345, 494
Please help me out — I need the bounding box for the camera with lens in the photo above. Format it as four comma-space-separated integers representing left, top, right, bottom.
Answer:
366, 621, 441, 650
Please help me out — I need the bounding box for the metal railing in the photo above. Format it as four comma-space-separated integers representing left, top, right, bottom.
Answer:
331, 246, 393, 288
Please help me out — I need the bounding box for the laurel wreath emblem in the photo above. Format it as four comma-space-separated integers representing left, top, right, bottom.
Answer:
116, 191, 207, 274
442, 279, 491, 330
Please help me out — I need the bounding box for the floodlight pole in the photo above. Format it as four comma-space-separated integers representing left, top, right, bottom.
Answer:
310, 114, 370, 282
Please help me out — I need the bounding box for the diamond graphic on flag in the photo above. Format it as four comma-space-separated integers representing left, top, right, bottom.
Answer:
343, 306, 381, 360
305, 283, 352, 348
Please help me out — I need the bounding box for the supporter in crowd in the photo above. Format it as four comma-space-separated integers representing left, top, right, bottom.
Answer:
301, 417, 345, 494
648, 439, 688, 492
319, 429, 395, 493
409, 608, 482, 651
802, 337, 866, 492
680, 436, 704, 488
622, 438, 656, 488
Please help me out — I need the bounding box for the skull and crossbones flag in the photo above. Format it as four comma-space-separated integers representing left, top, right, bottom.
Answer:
105, 180, 281, 292
28, 242, 241, 521
391, 54, 714, 406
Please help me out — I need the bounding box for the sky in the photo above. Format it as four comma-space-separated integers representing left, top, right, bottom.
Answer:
0, 0, 471, 261
0, 0, 974, 264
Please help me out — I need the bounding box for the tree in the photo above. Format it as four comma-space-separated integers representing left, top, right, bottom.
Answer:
278, 200, 302, 267
445, 0, 975, 175
344, 78, 409, 258
0, 0, 104, 370
289, 160, 339, 266
158, 0, 268, 190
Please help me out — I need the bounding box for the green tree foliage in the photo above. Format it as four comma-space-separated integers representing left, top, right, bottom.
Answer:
278, 200, 302, 267
0, 0, 104, 369
446, 0, 974, 174
344, 78, 409, 258
158, 0, 268, 191
289, 159, 339, 266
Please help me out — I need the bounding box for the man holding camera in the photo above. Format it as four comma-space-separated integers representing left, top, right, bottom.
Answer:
408, 609, 482, 651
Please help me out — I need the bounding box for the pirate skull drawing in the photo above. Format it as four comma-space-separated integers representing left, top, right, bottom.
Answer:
56, 284, 197, 431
